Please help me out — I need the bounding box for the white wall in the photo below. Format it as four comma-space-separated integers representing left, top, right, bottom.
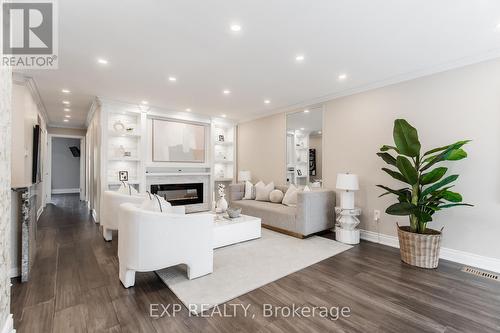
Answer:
51, 137, 80, 192
323, 58, 500, 260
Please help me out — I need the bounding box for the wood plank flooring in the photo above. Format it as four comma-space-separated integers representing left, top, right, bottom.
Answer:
11, 194, 500, 332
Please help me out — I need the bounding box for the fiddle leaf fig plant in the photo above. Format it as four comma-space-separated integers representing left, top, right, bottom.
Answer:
377, 119, 473, 234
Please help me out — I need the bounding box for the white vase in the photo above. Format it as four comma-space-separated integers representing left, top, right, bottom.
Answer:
216, 196, 228, 212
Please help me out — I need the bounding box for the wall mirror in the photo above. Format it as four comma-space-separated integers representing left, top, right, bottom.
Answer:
286, 106, 323, 187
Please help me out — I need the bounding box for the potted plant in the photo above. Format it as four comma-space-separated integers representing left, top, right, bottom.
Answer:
377, 119, 472, 268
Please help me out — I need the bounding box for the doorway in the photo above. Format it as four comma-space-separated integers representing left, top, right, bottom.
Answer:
46, 134, 85, 204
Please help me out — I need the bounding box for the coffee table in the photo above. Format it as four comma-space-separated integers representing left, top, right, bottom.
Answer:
209, 213, 262, 248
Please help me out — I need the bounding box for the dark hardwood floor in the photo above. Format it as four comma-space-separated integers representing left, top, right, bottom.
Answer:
11, 194, 500, 333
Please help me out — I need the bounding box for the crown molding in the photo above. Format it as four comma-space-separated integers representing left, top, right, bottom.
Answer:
85, 96, 101, 127
48, 124, 87, 130
239, 50, 500, 124
12, 72, 50, 126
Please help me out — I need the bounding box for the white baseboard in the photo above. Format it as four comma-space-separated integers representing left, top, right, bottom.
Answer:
9, 267, 20, 278
1, 314, 15, 333
360, 229, 500, 274
52, 188, 80, 194
92, 209, 99, 223
36, 206, 43, 220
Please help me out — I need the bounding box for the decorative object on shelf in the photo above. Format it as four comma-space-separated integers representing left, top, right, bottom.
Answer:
309, 148, 316, 176
226, 207, 241, 218
218, 134, 225, 142
216, 151, 226, 160
377, 119, 472, 268
297, 169, 302, 176
123, 151, 132, 157
125, 126, 134, 133
113, 120, 126, 133
119, 171, 129, 182
238, 170, 251, 183
216, 184, 228, 213
335, 173, 360, 244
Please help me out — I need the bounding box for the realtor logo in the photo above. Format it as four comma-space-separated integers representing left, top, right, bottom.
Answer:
2, 0, 58, 68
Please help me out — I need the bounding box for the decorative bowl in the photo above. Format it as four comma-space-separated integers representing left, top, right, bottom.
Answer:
226, 208, 242, 218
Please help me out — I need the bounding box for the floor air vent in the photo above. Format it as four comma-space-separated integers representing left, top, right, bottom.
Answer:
461, 266, 499, 281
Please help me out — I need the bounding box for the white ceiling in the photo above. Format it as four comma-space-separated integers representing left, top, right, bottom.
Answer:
21, 0, 500, 128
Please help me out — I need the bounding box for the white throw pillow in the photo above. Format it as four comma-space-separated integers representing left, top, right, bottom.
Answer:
117, 183, 138, 195
282, 184, 299, 207
140, 195, 172, 213
269, 189, 284, 203
303, 185, 312, 192
243, 181, 256, 200
255, 181, 274, 201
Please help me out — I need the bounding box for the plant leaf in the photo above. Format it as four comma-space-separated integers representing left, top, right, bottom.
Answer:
421, 175, 459, 197
446, 149, 467, 161
439, 203, 474, 208
396, 156, 418, 185
441, 191, 463, 202
386, 202, 416, 216
382, 168, 409, 184
376, 185, 410, 199
414, 210, 433, 223
377, 152, 397, 166
422, 140, 471, 157
393, 119, 421, 157
380, 145, 400, 153
420, 167, 447, 185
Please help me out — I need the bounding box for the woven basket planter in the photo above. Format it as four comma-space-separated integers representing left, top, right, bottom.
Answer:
397, 224, 443, 269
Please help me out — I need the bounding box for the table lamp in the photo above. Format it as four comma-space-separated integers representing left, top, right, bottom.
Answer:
336, 173, 359, 209
238, 171, 251, 183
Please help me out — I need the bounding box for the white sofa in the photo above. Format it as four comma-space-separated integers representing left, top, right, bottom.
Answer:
100, 190, 186, 241
118, 203, 214, 288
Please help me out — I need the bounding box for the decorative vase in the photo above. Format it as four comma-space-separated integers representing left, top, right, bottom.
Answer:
397, 224, 443, 269
216, 196, 228, 212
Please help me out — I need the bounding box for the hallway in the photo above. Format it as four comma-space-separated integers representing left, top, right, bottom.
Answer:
10, 195, 500, 333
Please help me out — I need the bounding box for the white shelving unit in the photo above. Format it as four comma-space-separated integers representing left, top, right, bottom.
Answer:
286, 130, 310, 185
102, 106, 147, 192
211, 120, 237, 193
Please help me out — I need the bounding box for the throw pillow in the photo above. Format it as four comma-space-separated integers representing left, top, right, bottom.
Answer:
303, 185, 312, 192
269, 189, 284, 203
140, 195, 172, 213
255, 181, 274, 201
243, 180, 256, 200
282, 184, 299, 206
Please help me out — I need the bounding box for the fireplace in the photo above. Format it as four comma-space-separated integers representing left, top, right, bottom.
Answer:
150, 183, 204, 206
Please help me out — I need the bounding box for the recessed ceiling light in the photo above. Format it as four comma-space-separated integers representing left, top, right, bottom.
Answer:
300, 127, 305, 131
295, 54, 305, 62
223, 89, 231, 95
221, 114, 227, 118
63, 119, 69, 122
168, 76, 177, 82
338, 73, 347, 80
97, 58, 108, 65
303, 109, 310, 113
264, 100, 271, 104
65, 115, 71, 118
185, 108, 192, 112
141, 100, 148, 105
61, 89, 70, 94
230, 24, 242, 32
64, 108, 70, 112
62, 100, 70, 105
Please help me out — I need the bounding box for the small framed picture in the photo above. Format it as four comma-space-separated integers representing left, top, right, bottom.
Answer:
218, 134, 225, 142
297, 169, 302, 176
119, 171, 129, 181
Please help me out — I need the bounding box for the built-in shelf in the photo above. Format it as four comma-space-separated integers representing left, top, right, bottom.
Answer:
214, 160, 233, 164
214, 141, 233, 146
108, 180, 140, 185
296, 175, 307, 178
146, 172, 211, 177
214, 177, 233, 182
108, 157, 140, 161
108, 132, 141, 138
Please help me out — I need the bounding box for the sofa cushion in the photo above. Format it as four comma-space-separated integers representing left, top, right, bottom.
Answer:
269, 189, 284, 203
282, 184, 299, 206
255, 181, 274, 201
243, 181, 256, 200
231, 200, 297, 232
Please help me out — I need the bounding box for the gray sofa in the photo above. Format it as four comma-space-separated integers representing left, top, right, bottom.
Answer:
228, 184, 335, 238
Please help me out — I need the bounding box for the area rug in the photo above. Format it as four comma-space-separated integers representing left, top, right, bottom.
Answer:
156, 229, 352, 314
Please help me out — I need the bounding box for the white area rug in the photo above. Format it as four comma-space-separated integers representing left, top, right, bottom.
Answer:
156, 229, 352, 314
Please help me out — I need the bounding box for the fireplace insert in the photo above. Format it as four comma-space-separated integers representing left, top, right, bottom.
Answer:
150, 183, 203, 206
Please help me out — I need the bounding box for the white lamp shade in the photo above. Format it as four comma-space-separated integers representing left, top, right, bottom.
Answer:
336, 173, 359, 191
238, 171, 252, 182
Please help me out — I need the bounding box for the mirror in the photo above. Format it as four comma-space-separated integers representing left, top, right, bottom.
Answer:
286, 107, 323, 187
